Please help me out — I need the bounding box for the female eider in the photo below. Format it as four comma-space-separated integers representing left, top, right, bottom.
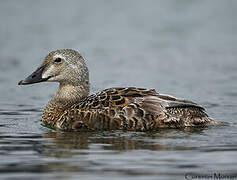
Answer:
18, 49, 217, 131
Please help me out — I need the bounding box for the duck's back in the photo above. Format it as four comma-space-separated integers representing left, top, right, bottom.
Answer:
54, 87, 216, 131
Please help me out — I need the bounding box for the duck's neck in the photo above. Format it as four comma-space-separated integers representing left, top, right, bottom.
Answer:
50, 83, 90, 109
42, 83, 90, 125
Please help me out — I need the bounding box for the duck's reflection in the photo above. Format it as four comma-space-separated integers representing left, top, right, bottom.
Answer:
16, 127, 210, 175
41, 127, 208, 158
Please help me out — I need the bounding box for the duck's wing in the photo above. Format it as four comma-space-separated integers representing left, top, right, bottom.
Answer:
73, 87, 203, 111
64, 87, 156, 111
56, 87, 215, 131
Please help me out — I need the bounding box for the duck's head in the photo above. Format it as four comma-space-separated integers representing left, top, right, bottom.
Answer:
18, 49, 89, 87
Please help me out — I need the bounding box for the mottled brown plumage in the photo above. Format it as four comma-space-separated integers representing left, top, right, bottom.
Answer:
19, 49, 218, 131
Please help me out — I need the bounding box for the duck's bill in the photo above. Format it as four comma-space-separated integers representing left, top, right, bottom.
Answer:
18, 64, 49, 85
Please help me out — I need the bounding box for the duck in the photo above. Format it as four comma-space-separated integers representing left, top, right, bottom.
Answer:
18, 49, 218, 131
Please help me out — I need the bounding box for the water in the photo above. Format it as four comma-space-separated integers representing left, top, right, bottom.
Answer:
0, 1, 237, 179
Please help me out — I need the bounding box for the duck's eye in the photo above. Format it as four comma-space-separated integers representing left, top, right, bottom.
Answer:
54, 58, 62, 63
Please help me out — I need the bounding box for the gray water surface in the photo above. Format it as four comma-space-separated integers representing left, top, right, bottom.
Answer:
0, 1, 237, 180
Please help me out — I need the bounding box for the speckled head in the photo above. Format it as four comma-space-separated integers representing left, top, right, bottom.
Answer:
18, 49, 90, 88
